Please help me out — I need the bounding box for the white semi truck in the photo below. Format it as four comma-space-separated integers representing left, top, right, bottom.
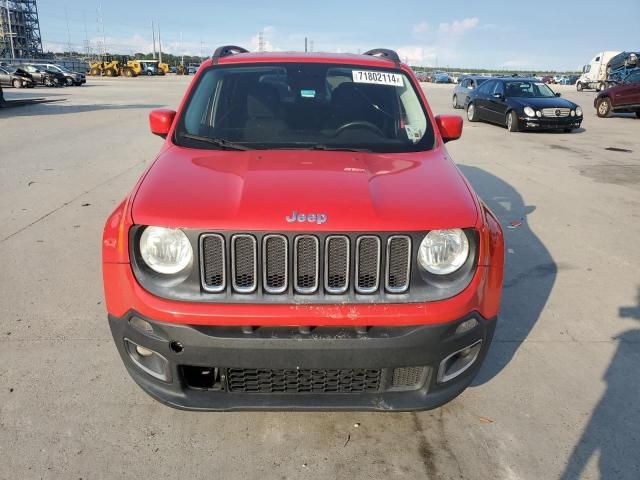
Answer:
576, 51, 620, 92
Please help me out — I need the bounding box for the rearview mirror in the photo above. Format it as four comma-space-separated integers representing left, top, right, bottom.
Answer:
149, 109, 176, 138
435, 114, 463, 143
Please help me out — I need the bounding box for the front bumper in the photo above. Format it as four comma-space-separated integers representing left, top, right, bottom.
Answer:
109, 310, 496, 411
518, 115, 582, 130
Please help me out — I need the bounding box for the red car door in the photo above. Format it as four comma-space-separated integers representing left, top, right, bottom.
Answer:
613, 71, 640, 107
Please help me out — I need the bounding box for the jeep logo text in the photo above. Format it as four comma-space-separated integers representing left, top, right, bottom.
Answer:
286, 211, 327, 225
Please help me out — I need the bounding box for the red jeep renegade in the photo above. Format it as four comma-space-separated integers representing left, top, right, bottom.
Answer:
102, 46, 504, 411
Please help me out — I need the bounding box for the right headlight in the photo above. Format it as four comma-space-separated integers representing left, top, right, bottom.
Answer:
524, 106, 536, 117
418, 229, 469, 275
139, 226, 193, 274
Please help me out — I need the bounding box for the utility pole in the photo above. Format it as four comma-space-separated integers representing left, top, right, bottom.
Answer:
65, 7, 72, 55
158, 24, 162, 63
309, 40, 314, 53
257, 30, 265, 52
5, 0, 15, 59
151, 21, 156, 59
180, 31, 183, 66
200, 38, 204, 62
304, 37, 307, 53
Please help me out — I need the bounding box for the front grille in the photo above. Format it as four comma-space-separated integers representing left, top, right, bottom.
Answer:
541, 108, 571, 118
355, 236, 381, 293
199, 232, 418, 298
392, 367, 426, 388
231, 235, 257, 293
227, 368, 381, 393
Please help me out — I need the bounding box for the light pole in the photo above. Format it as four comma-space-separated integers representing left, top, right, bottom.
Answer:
4, 0, 15, 59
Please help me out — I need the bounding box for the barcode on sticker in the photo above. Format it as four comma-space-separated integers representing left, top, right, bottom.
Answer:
352, 70, 404, 87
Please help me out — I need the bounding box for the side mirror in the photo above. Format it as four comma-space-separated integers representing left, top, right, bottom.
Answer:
149, 109, 176, 138
435, 114, 463, 143
555, 92, 561, 97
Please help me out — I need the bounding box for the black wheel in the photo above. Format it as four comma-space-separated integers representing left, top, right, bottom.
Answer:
65, 77, 74, 86
12, 78, 22, 88
506, 111, 519, 132
146, 70, 153, 76
466, 102, 478, 122
596, 97, 612, 118
452, 94, 459, 109
104, 68, 116, 77
124, 68, 134, 77
576, 82, 583, 92
635, 111, 640, 119
90, 67, 101, 76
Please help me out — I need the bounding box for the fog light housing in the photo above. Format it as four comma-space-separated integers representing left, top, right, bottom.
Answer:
124, 339, 171, 382
437, 340, 483, 383
455, 317, 478, 335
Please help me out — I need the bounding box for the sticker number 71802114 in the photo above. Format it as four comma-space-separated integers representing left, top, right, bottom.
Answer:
352, 70, 404, 87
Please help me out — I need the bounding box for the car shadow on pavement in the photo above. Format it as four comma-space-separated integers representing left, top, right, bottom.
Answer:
0, 103, 165, 117
560, 288, 640, 480
457, 165, 557, 385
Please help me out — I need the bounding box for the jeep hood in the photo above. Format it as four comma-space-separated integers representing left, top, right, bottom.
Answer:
132, 146, 479, 231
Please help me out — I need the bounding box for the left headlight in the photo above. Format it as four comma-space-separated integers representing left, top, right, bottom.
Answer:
524, 106, 536, 117
139, 226, 193, 274
417, 229, 469, 275
575, 106, 583, 116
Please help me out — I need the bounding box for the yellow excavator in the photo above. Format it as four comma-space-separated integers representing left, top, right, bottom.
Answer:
88, 57, 149, 77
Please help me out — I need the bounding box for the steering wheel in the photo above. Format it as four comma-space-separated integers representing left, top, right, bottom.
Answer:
333, 121, 385, 138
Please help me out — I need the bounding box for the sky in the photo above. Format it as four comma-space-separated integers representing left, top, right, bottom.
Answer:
37, 0, 640, 71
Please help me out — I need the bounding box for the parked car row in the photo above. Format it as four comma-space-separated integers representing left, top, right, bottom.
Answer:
450, 70, 640, 132
0, 62, 86, 88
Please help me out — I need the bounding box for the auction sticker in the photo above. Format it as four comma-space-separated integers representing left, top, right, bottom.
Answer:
352, 70, 404, 87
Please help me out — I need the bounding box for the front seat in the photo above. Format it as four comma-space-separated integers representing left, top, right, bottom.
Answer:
243, 84, 287, 143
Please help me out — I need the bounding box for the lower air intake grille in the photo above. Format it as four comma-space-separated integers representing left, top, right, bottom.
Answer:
227, 368, 382, 393
392, 366, 426, 388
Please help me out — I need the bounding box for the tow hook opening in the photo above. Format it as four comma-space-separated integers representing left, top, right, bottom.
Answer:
182, 366, 223, 390
437, 340, 483, 384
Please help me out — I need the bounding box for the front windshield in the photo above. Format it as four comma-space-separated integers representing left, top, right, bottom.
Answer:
505, 81, 556, 98
175, 63, 434, 153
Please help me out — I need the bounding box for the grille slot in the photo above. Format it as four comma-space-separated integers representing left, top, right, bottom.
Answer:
541, 107, 570, 118
200, 234, 225, 292
227, 368, 381, 393
294, 235, 319, 294
386, 236, 411, 293
231, 235, 257, 293
355, 236, 381, 294
263, 235, 288, 293
325, 236, 350, 294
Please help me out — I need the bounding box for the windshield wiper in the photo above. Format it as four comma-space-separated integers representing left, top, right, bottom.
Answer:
179, 133, 251, 151
309, 144, 371, 152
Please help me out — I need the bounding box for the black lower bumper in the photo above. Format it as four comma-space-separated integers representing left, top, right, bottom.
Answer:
518, 116, 582, 130
108, 311, 496, 411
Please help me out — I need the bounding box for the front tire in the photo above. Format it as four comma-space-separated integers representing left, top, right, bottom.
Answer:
506, 111, 519, 132
90, 67, 101, 76
467, 102, 478, 122
12, 78, 22, 88
452, 94, 459, 109
104, 68, 116, 77
576, 82, 583, 92
596, 97, 612, 118
65, 77, 74, 86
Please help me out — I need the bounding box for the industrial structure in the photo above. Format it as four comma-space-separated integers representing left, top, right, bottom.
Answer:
0, 0, 43, 59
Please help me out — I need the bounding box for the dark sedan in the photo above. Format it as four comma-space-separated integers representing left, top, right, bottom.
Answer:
452, 75, 489, 109
465, 78, 583, 132
0, 66, 35, 88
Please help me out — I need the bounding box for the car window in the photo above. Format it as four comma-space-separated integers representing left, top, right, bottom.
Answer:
504, 81, 556, 98
625, 72, 640, 84
477, 80, 495, 94
177, 63, 435, 153
493, 82, 505, 96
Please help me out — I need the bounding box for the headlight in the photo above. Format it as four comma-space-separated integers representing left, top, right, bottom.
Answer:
418, 229, 469, 275
524, 106, 535, 117
576, 106, 583, 116
139, 226, 193, 274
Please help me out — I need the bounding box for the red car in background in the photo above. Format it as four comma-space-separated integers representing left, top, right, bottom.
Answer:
102, 46, 505, 411
595, 70, 640, 117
